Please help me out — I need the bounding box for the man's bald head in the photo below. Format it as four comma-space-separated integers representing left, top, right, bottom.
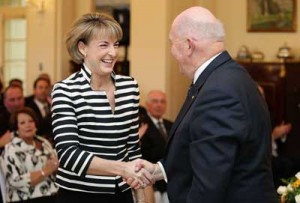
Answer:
171, 6, 225, 42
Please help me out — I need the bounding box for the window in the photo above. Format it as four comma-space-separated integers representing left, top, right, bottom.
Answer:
0, 1, 27, 92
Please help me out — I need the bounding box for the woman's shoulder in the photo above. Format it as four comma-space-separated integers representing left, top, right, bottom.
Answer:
115, 74, 138, 86
53, 71, 83, 87
52, 71, 89, 96
4, 136, 24, 153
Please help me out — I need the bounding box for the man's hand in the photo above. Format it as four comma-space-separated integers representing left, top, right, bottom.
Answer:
121, 159, 153, 189
124, 159, 159, 189
0, 130, 11, 148
272, 122, 292, 140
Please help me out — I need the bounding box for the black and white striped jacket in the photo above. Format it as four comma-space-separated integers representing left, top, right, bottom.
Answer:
51, 65, 141, 193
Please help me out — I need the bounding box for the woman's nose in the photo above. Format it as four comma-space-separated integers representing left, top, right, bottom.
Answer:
108, 45, 118, 57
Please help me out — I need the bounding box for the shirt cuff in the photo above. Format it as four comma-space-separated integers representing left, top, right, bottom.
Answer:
157, 161, 168, 183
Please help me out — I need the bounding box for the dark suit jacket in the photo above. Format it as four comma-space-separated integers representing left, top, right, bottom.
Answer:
25, 97, 52, 139
141, 115, 173, 193
162, 51, 277, 203
0, 106, 11, 153
0, 106, 10, 136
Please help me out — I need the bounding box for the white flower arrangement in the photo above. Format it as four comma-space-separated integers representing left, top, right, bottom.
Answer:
277, 172, 300, 203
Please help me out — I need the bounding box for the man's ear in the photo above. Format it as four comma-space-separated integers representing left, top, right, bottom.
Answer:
186, 38, 194, 55
78, 41, 87, 57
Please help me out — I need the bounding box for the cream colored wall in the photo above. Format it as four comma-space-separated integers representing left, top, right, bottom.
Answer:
215, 0, 300, 61
131, 0, 201, 120
130, 0, 168, 107
26, 0, 56, 95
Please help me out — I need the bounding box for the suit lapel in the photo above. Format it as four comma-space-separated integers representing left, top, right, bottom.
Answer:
167, 51, 232, 146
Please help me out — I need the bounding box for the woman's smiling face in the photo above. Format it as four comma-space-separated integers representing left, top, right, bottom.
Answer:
80, 34, 120, 76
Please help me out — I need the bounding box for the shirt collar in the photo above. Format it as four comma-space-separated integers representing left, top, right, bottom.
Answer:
193, 52, 222, 84
34, 98, 47, 108
82, 63, 116, 85
147, 113, 163, 125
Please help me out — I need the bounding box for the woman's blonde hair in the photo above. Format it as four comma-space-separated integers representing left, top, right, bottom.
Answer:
66, 12, 123, 64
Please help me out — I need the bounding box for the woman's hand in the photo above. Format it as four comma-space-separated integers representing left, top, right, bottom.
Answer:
43, 156, 59, 176
122, 159, 158, 190
121, 159, 153, 189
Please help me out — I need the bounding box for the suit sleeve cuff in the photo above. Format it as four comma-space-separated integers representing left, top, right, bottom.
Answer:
157, 161, 168, 183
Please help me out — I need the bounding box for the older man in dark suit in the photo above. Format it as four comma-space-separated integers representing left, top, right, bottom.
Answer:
140, 90, 173, 203
127, 6, 277, 203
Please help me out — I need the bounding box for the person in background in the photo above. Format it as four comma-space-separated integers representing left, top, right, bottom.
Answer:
8, 78, 23, 88
25, 77, 53, 143
38, 73, 53, 103
51, 12, 150, 203
0, 107, 58, 203
128, 6, 277, 203
0, 85, 25, 151
0, 80, 4, 106
0, 85, 25, 203
138, 105, 148, 137
257, 84, 299, 188
140, 90, 173, 203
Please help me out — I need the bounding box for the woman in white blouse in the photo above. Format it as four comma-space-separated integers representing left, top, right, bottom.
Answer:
0, 107, 58, 203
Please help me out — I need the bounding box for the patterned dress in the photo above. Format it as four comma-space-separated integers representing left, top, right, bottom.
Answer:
0, 134, 58, 202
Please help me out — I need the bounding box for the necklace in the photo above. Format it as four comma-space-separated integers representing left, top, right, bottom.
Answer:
32, 140, 36, 148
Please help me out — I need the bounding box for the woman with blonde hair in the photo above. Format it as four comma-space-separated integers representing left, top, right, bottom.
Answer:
51, 12, 150, 203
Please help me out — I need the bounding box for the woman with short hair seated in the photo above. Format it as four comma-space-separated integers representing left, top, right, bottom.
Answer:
0, 107, 58, 203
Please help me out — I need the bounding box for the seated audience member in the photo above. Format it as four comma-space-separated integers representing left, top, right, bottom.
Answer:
0, 80, 4, 106
0, 107, 58, 203
8, 78, 23, 88
271, 122, 294, 188
0, 85, 25, 151
0, 84, 25, 203
38, 73, 53, 99
140, 90, 173, 203
25, 77, 53, 143
258, 85, 300, 188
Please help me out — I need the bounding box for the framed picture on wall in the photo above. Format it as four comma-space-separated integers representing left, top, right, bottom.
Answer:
247, 0, 296, 32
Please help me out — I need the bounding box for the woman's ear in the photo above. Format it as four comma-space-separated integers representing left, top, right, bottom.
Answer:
78, 41, 87, 57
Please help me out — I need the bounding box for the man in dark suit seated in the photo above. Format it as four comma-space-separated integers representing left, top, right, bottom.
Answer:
25, 77, 53, 143
140, 90, 173, 203
0, 84, 25, 150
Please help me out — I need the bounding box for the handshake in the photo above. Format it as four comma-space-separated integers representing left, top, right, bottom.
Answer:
122, 158, 164, 190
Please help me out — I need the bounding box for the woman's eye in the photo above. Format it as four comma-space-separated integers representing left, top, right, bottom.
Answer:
99, 44, 108, 48
114, 43, 120, 48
